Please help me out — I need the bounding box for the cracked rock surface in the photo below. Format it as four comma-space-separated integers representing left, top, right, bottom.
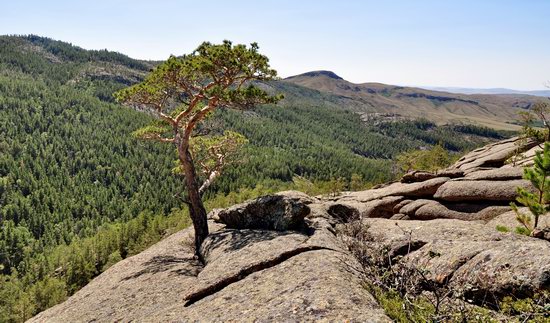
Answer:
30, 195, 390, 322
30, 137, 550, 322
363, 218, 550, 299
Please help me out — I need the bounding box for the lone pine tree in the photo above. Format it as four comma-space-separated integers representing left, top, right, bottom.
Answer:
116, 41, 281, 259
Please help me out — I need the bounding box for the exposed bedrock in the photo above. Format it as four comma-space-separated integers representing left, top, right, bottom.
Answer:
30, 137, 549, 322
363, 218, 550, 301
329, 136, 541, 222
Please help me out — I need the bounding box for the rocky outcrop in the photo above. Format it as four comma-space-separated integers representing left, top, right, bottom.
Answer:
463, 167, 523, 180
362, 218, 550, 299
486, 207, 550, 229
330, 136, 540, 222
451, 137, 538, 172
397, 199, 510, 221
209, 191, 315, 231
337, 176, 450, 203
31, 137, 550, 322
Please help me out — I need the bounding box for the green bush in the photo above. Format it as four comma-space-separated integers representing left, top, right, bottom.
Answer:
496, 225, 510, 233
511, 142, 550, 233
395, 143, 458, 173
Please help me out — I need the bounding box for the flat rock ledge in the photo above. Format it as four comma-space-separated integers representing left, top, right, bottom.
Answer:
31, 137, 550, 322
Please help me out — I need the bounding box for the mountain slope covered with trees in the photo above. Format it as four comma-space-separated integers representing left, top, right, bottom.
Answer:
0, 35, 513, 321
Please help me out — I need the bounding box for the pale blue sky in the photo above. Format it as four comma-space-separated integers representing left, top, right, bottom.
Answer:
1, 0, 549, 90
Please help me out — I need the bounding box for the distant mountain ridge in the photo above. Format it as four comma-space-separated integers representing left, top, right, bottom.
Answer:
419, 86, 550, 97
284, 71, 548, 130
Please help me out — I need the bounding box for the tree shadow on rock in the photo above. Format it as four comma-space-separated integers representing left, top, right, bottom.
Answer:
121, 255, 202, 281
201, 229, 301, 260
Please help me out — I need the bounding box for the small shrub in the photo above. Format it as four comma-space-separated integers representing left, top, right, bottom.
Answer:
499, 292, 550, 322
515, 226, 532, 236
395, 143, 457, 174
511, 142, 550, 234
327, 177, 346, 197
350, 173, 368, 191
496, 225, 510, 233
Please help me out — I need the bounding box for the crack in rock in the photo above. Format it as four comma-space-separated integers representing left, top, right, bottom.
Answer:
183, 245, 334, 307
443, 249, 485, 284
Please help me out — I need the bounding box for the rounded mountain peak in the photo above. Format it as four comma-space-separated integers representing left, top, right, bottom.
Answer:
293, 70, 344, 80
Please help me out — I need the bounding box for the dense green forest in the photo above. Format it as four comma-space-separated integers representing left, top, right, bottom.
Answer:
0, 35, 512, 321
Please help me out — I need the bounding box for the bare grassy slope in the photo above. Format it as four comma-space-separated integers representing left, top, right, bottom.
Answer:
285, 71, 545, 130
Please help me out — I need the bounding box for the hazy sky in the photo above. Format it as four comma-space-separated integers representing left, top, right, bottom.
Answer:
2, 0, 549, 90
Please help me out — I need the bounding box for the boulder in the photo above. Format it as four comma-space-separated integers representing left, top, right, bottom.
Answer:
486, 208, 550, 230
502, 144, 542, 167
364, 218, 514, 244
450, 240, 550, 299
363, 218, 550, 299
463, 167, 523, 181
433, 179, 532, 202
392, 199, 413, 213
325, 196, 406, 222
213, 191, 315, 231
461, 167, 497, 175
398, 169, 462, 183
326, 201, 363, 223
362, 196, 405, 218
435, 168, 464, 178
398, 200, 509, 221
412, 202, 510, 221
451, 137, 537, 172
403, 239, 495, 284
339, 177, 449, 203
398, 199, 433, 216
401, 171, 437, 183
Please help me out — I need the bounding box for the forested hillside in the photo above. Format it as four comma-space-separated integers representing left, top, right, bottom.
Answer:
0, 35, 512, 321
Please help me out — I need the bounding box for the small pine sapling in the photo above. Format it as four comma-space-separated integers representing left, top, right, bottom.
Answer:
510, 142, 550, 235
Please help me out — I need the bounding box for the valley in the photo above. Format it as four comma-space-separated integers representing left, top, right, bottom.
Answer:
0, 35, 543, 321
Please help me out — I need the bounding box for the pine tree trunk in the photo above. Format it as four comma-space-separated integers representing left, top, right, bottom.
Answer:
179, 145, 209, 262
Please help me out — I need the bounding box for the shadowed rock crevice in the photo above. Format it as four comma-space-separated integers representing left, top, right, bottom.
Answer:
183, 245, 335, 307
388, 240, 427, 260
327, 203, 360, 223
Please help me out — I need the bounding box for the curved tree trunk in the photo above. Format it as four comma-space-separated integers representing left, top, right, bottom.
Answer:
179, 146, 209, 263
